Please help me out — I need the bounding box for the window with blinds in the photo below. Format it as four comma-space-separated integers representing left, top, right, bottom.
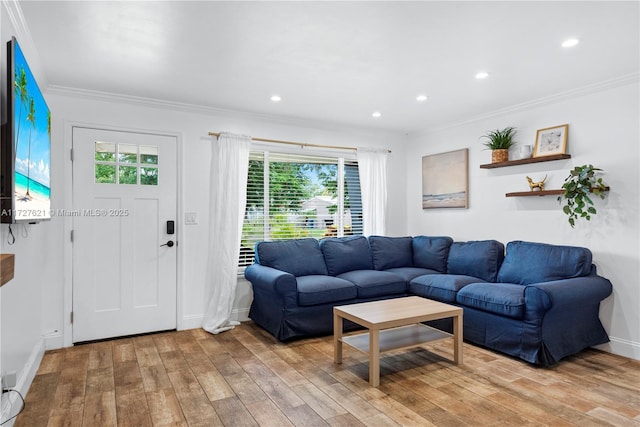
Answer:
239, 151, 363, 268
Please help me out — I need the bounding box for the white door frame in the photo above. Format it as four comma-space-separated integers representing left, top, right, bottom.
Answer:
60, 120, 184, 348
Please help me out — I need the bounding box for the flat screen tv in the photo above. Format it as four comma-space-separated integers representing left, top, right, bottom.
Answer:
1, 36, 51, 223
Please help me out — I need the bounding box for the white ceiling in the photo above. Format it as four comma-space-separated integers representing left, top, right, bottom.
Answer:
17, 1, 640, 134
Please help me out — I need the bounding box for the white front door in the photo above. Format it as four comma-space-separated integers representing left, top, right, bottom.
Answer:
72, 127, 177, 342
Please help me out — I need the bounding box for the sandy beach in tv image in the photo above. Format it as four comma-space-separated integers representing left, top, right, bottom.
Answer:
14, 172, 50, 221
13, 38, 51, 221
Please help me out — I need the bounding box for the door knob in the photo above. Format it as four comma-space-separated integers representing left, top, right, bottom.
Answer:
160, 240, 174, 247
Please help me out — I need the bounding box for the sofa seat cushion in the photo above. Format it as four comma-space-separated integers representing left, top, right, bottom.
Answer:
296, 275, 357, 307
337, 270, 406, 299
409, 274, 483, 302
369, 236, 413, 270
412, 236, 454, 273
498, 241, 593, 285
321, 236, 373, 276
456, 283, 526, 319
255, 238, 327, 277
384, 267, 440, 282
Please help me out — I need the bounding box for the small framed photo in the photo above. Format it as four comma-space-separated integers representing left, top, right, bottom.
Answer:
534, 124, 568, 157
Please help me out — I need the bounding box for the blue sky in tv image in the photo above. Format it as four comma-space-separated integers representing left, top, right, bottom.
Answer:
12, 37, 51, 220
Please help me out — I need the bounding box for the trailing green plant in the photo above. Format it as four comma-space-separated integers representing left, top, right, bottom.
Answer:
558, 164, 608, 228
480, 127, 517, 150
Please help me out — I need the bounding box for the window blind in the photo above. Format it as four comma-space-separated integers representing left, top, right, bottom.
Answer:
239, 151, 363, 268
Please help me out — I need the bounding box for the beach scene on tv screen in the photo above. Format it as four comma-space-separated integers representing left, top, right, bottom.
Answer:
13, 39, 51, 221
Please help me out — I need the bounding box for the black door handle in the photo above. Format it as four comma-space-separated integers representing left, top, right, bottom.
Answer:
160, 240, 174, 248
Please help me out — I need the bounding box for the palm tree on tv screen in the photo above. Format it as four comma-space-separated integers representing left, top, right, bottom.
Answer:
24, 97, 36, 200
14, 67, 28, 163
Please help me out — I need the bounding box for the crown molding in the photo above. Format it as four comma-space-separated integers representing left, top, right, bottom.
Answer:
2, 0, 49, 88
46, 85, 404, 140
2, 1, 29, 44
50, 72, 638, 143
411, 72, 640, 138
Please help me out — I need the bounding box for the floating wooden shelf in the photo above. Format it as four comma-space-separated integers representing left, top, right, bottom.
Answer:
506, 187, 610, 198
0, 253, 15, 287
506, 190, 564, 197
480, 154, 571, 169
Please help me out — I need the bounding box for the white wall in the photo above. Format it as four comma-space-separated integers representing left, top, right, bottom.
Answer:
0, 3, 51, 423
46, 89, 407, 342
405, 80, 640, 359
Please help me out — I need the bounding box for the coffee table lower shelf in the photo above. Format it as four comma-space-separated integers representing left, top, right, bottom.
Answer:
340, 324, 451, 354
334, 297, 463, 387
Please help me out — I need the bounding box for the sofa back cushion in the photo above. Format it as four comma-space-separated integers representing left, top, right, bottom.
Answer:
255, 238, 327, 277
447, 240, 505, 282
369, 236, 413, 270
320, 236, 373, 276
497, 240, 593, 285
412, 236, 454, 273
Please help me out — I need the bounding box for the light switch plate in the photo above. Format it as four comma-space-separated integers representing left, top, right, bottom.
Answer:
185, 212, 198, 225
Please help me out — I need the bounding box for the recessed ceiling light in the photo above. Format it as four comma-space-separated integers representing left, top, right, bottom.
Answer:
475, 72, 489, 80
416, 95, 428, 102
372, 111, 382, 118
270, 95, 282, 102
562, 38, 580, 48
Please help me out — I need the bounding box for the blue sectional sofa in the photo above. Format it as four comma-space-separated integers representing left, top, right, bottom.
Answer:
244, 235, 612, 365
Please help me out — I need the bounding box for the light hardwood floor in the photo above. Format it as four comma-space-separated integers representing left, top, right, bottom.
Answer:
14, 322, 640, 426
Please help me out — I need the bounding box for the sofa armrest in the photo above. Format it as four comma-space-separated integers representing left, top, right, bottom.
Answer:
244, 264, 298, 306
526, 273, 613, 308
523, 271, 613, 364
523, 271, 613, 322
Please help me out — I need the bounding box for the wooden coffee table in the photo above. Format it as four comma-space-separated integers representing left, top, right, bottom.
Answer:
333, 296, 463, 387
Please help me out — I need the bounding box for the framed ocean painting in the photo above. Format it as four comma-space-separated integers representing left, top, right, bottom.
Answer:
422, 148, 468, 209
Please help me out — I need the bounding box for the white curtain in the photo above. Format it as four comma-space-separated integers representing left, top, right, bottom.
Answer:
203, 132, 251, 334
357, 147, 388, 236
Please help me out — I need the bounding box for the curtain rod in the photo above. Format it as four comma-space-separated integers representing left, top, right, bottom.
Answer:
208, 132, 391, 153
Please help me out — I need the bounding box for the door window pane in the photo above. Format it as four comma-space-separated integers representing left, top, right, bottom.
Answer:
119, 166, 137, 184
118, 144, 138, 163
95, 164, 116, 183
95, 141, 116, 162
140, 146, 159, 165
140, 167, 158, 186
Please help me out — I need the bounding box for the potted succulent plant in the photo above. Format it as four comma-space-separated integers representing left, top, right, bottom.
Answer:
558, 164, 609, 228
481, 127, 517, 163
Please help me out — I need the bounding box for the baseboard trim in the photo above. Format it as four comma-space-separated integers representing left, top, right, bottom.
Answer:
595, 336, 640, 361
1, 338, 45, 426
180, 308, 250, 332
43, 332, 64, 351
233, 308, 251, 323
181, 314, 204, 330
